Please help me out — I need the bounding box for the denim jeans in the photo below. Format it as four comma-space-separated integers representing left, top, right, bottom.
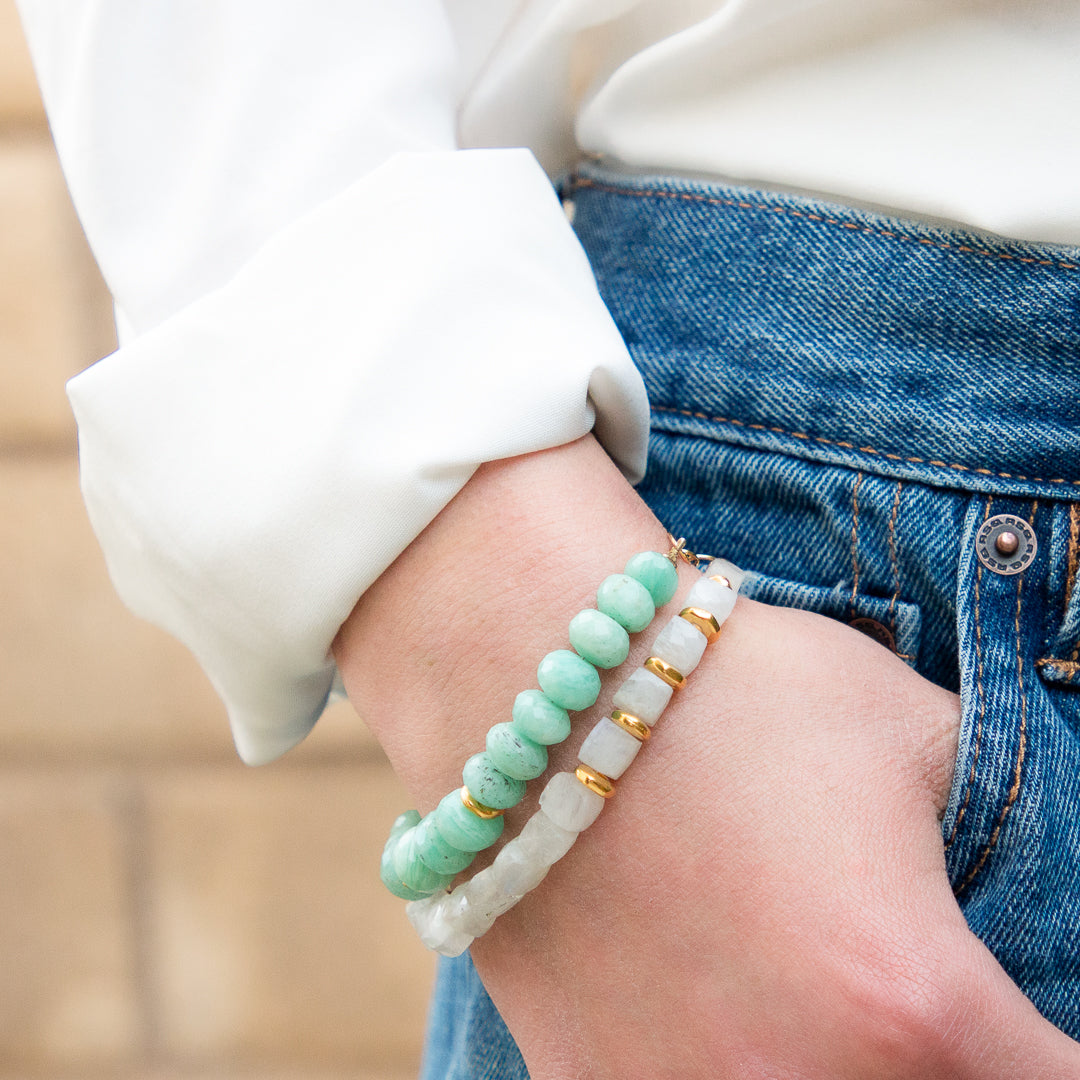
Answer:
420, 166, 1080, 1078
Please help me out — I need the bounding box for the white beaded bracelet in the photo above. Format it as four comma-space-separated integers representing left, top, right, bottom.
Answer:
405, 559, 745, 956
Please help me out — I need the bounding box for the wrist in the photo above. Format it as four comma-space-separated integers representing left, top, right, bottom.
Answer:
333, 434, 675, 809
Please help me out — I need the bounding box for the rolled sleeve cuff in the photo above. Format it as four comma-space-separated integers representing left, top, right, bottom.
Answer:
68, 148, 649, 763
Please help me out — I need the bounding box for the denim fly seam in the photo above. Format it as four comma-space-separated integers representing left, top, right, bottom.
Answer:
419, 170, 1080, 1079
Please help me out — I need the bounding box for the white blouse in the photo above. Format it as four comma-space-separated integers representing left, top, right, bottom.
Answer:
16, 0, 1080, 763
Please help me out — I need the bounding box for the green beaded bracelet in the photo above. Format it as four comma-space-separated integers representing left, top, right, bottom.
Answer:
379, 541, 687, 902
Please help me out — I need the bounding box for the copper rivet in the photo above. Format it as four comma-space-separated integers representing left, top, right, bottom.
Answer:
975, 513, 1038, 576
849, 617, 897, 653
995, 530, 1020, 557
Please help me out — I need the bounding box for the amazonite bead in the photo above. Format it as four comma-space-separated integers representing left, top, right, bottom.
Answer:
381, 816, 435, 901
415, 813, 477, 875
388, 808, 421, 842
434, 790, 505, 852
537, 649, 601, 711
568, 608, 630, 669
612, 667, 672, 725
462, 752, 526, 809
625, 550, 679, 606
512, 689, 571, 745
393, 826, 457, 895
686, 576, 737, 624
539, 771, 606, 832
486, 722, 548, 780
380, 849, 431, 900
597, 573, 655, 633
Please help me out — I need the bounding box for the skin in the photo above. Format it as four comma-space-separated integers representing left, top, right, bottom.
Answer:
335, 435, 1080, 1079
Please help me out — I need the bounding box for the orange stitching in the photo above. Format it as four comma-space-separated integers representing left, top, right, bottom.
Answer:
1036, 658, 1080, 674
886, 481, 903, 635
956, 499, 1037, 894
945, 498, 993, 851
849, 472, 864, 614
651, 405, 1080, 489
569, 176, 1080, 272
1068, 504, 1080, 662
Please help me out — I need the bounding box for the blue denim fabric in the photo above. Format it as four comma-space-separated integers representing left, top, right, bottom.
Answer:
420, 166, 1080, 1077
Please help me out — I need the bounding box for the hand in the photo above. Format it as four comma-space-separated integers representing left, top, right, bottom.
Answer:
335, 435, 1080, 1079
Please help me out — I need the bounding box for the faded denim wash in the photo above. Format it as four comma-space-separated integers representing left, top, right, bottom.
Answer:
420, 166, 1080, 1078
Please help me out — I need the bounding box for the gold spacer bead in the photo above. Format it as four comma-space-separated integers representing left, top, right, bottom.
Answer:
679, 606, 722, 644
460, 787, 504, 820
609, 709, 651, 741
575, 764, 616, 798
643, 655, 686, 690
708, 573, 733, 590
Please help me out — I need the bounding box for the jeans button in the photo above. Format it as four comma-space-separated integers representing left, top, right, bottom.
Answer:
849, 617, 896, 651
976, 513, 1038, 575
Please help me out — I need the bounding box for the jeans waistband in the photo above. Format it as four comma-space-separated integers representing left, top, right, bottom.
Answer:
566, 165, 1080, 500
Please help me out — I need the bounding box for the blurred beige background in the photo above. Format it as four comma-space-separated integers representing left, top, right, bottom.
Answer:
0, 3, 436, 1076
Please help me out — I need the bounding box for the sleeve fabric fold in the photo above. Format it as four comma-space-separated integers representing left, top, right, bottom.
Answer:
17, 1, 649, 762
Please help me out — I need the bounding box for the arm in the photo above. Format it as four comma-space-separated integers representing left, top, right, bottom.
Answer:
335, 434, 1080, 1079
15, 0, 647, 762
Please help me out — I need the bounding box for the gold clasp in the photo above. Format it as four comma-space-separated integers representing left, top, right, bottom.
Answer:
665, 532, 699, 568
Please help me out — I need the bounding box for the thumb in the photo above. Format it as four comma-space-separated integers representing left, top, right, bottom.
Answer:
943, 929, 1080, 1078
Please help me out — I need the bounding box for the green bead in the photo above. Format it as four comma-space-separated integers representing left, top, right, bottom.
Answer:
415, 813, 477, 874
536, 649, 601, 711
462, 752, 527, 809
380, 831, 432, 900
568, 608, 630, 669
596, 573, 655, 633
392, 826, 456, 894
388, 808, 421, 842
624, 550, 679, 607
434, 789, 505, 852
486, 722, 548, 780
511, 689, 572, 745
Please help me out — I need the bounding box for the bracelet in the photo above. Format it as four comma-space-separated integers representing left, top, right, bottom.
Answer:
398, 553, 746, 957
380, 540, 693, 902
384, 540, 747, 954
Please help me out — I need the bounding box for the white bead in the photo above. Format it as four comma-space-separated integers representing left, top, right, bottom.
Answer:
491, 840, 550, 895
517, 811, 578, 864
651, 615, 707, 674
539, 771, 606, 832
686, 576, 737, 624
709, 557, 746, 591
405, 890, 446, 927
612, 667, 672, 725
464, 866, 521, 917
445, 884, 497, 936
406, 892, 473, 957
578, 717, 642, 779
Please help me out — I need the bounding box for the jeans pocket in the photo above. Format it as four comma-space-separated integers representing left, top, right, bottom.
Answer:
739, 570, 922, 667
